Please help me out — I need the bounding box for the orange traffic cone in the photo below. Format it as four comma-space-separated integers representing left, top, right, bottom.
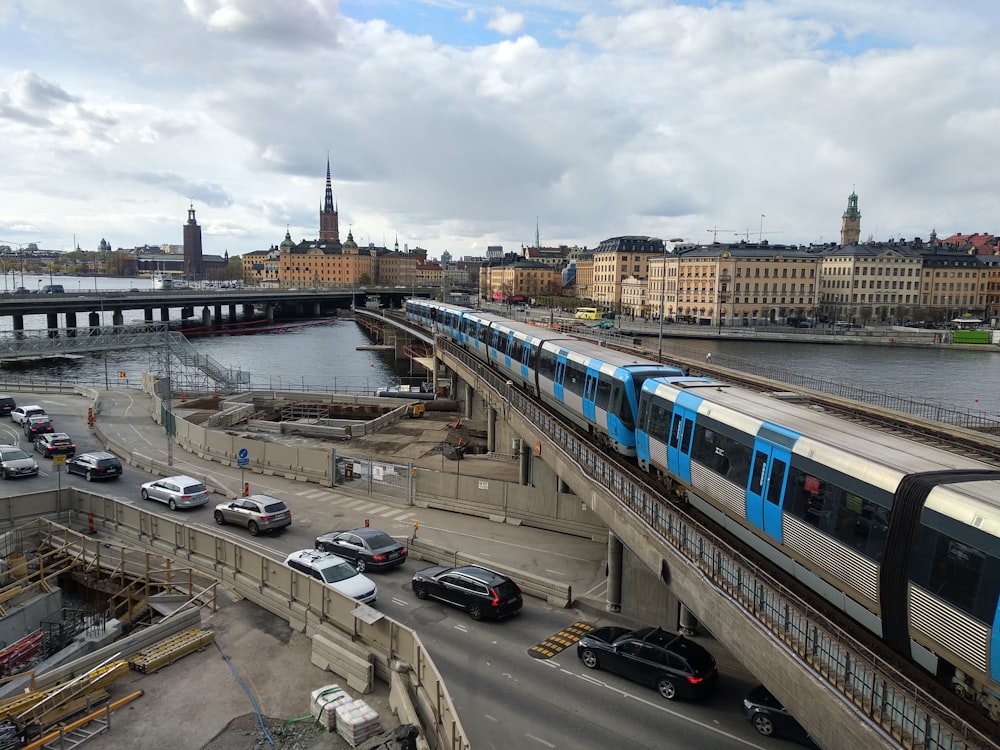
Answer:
87, 512, 96, 534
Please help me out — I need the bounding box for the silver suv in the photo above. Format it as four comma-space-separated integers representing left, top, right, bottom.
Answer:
213, 494, 291, 536
283, 549, 377, 604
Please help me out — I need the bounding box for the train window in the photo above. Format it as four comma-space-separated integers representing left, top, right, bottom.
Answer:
539, 348, 557, 378
925, 535, 986, 618
609, 384, 634, 428
911, 526, 998, 622
596, 376, 612, 409
691, 423, 752, 482
766, 457, 787, 505
566, 362, 585, 397
784, 466, 890, 562
649, 402, 671, 437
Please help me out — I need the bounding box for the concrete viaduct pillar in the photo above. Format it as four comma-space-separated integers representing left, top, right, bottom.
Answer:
201, 306, 211, 327
160, 307, 170, 322
112, 310, 124, 327
229, 304, 237, 322
606, 532, 623, 613
65, 311, 77, 338
144, 307, 153, 322
214, 305, 223, 325
464, 382, 474, 419
88, 311, 99, 330
47, 312, 58, 337
12, 315, 23, 334
487, 407, 496, 453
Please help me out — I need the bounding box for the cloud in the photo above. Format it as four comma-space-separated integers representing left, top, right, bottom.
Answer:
486, 8, 525, 36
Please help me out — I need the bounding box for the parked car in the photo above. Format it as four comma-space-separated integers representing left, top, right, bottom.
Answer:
315, 527, 407, 572
283, 549, 378, 604
10, 405, 46, 425
0, 396, 15, 417
34, 432, 76, 458
65, 451, 123, 481
576, 626, 718, 701
0, 444, 38, 479
140, 475, 211, 510
213, 494, 291, 535
742, 684, 815, 745
411, 565, 522, 621
24, 415, 55, 438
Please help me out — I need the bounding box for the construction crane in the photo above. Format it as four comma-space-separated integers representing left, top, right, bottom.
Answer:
735, 229, 783, 242
706, 227, 735, 243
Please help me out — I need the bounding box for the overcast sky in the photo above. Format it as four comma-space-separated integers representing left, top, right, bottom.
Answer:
1, 1, 997, 260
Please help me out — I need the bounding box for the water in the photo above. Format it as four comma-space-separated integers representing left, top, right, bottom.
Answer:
3, 275, 999, 414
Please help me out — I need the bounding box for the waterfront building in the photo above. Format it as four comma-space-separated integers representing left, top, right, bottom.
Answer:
573, 254, 594, 300
819, 242, 924, 324
620, 275, 649, 316
591, 236, 665, 310
479, 258, 557, 303
654, 242, 822, 326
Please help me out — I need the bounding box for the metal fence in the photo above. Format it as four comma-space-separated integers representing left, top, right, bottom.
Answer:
334, 453, 413, 502
441, 339, 995, 750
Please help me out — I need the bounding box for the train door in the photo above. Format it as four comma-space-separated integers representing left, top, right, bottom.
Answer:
745, 425, 796, 542
667, 405, 696, 483
553, 353, 568, 401
582, 369, 598, 421
519, 339, 533, 382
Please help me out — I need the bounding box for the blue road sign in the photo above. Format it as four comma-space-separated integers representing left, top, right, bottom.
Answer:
237, 447, 249, 467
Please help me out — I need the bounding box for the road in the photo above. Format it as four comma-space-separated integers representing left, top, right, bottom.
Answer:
0, 389, 808, 750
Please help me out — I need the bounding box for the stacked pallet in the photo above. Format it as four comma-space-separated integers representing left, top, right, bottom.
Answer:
334, 698, 381, 747
128, 628, 215, 674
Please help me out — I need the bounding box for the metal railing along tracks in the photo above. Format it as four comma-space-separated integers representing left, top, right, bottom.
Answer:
439, 338, 995, 750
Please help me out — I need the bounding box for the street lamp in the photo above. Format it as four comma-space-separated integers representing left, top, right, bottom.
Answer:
656, 243, 668, 362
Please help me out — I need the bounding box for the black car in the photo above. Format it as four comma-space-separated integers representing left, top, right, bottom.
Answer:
0, 396, 15, 417
34, 432, 76, 458
576, 626, 718, 701
315, 527, 407, 572
742, 684, 815, 745
24, 416, 55, 438
411, 565, 522, 621
65, 451, 123, 481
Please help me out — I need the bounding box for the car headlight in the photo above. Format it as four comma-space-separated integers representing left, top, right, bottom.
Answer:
743, 699, 752, 710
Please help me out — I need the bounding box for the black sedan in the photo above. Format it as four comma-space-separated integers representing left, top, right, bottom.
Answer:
411, 565, 522, 621
576, 626, 718, 701
742, 684, 815, 745
315, 527, 407, 572
24, 416, 55, 438
65, 451, 123, 481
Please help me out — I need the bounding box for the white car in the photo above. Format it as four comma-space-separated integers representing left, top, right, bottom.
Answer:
283, 549, 378, 604
10, 405, 46, 426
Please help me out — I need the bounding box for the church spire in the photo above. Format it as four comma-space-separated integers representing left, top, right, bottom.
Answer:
319, 154, 341, 244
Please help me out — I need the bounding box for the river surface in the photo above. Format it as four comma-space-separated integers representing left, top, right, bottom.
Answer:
4, 274, 999, 416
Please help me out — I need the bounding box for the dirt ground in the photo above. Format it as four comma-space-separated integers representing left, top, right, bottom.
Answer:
83, 598, 401, 750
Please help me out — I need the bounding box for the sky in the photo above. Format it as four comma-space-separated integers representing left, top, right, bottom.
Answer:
1, 1, 998, 261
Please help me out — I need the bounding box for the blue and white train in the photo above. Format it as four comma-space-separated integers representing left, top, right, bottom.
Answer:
406, 298, 1000, 722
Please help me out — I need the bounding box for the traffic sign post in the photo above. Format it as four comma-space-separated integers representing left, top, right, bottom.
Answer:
237, 448, 249, 496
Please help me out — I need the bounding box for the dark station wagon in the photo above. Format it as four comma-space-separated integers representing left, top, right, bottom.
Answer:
576, 626, 718, 701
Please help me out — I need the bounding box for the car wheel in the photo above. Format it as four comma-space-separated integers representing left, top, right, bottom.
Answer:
413, 583, 428, 599
85, 471, 93, 481
467, 602, 484, 621
140, 488, 150, 501
752, 714, 775, 737
168, 499, 177, 511
580, 649, 600, 670
248, 521, 259, 536
656, 678, 678, 700
214, 510, 226, 525
355, 559, 367, 573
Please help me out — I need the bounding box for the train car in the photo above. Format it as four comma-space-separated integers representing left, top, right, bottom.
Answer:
455, 309, 507, 355
636, 377, 1000, 720
404, 298, 468, 339
535, 338, 685, 457
484, 319, 576, 395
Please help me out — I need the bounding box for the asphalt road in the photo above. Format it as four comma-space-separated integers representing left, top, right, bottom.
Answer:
0, 389, 808, 750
